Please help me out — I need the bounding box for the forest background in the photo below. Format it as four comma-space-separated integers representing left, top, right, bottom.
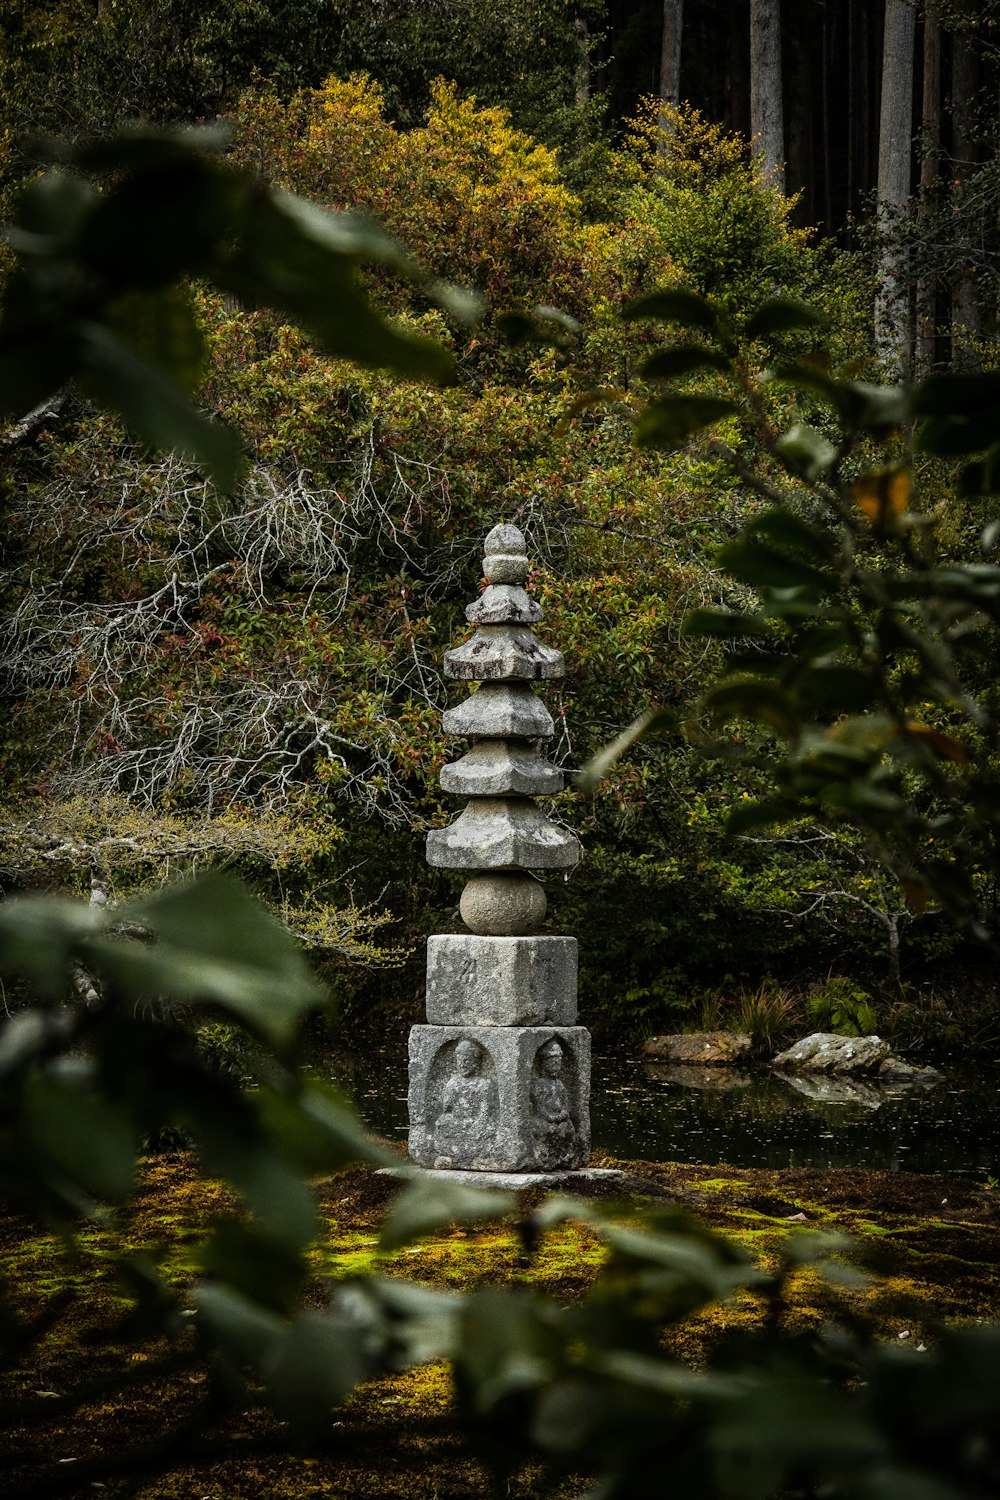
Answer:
2, 0, 1000, 1053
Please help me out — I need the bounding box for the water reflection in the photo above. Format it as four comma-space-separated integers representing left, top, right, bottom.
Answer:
775, 1071, 921, 1108
326, 1046, 1000, 1177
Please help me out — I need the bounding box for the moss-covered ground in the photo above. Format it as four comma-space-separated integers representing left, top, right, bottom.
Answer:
1, 1154, 998, 1498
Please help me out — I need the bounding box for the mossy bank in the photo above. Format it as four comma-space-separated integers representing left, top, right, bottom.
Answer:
2, 1155, 998, 1499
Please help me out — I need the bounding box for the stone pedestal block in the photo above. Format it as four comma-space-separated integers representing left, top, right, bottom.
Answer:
408, 1025, 590, 1172
425, 934, 577, 1025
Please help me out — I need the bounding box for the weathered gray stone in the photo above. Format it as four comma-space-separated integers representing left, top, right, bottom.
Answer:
878, 1058, 945, 1084
426, 797, 581, 870
771, 1033, 892, 1074
459, 873, 547, 936
407, 518, 594, 1180
466, 584, 542, 626
382, 1166, 626, 1189
425, 934, 577, 1024
483, 553, 529, 584
484, 523, 527, 555
442, 682, 554, 740
445, 625, 564, 681
408, 1025, 590, 1171
440, 740, 563, 798
642, 1031, 752, 1066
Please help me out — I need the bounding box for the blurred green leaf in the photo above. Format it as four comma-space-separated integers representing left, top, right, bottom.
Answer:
0, 896, 99, 999
378, 1176, 514, 1252
455, 1287, 557, 1408
0, 314, 77, 418
77, 324, 242, 491
683, 608, 775, 640
194, 1283, 284, 1365
105, 873, 324, 1049
78, 161, 244, 285
636, 394, 738, 449
600, 1220, 753, 1301
623, 287, 720, 331
75, 124, 232, 174
845, 381, 909, 432
262, 1307, 371, 1442
0, 1011, 56, 1077
219, 194, 454, 384
795, 664, 876, 715
718, 539, 833, 592
26, 1070, 137, 1203
7, 170, 98, 252
704, 680, 798, 734
184, 1108, 318, 1249
726, 796, 798, 835
743, 299, 826, 340
912, 372, 1000, 415
256, 1078, 393, 1174
105, 287, 205, 393
642, 345, 731, 380
917, 412, 1000, 458
592, 1349, 745, 1400
197, 1220, 307, 1316
774, 421, 838, 481
578, 706, 674, 792
711, 1376, 884, 1496
747, 509, 836, 561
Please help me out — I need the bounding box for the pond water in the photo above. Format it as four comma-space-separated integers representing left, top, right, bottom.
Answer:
330, 1045, 1000, 1178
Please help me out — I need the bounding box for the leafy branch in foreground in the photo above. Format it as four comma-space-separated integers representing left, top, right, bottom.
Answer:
0, 875, 396, 1454
0, 125, 473, 489
590, 288, 1000, 941
2, 881, 999, 1496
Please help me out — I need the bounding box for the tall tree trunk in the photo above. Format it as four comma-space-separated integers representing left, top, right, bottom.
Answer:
875, 0, 916, 371
659, 0, 683, 112
916, 4, 942, 374
951, 0, 982, 353
725, 0, 751, 138
573, 17, 590, 110
750, 0, 784, 189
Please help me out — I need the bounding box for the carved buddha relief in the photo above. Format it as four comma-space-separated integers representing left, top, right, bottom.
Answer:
432, 1038, 497, 1168
529, 1038, 579, 1169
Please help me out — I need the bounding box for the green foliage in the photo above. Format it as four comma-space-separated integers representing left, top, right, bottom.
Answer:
806, 976, 879, 1038
595, 281, 1000, 964
0, 99, 964, 1019
732, 980, 800, 1056
0, 124, 456, 488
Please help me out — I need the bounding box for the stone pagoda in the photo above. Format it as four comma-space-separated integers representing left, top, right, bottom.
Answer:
408, 523, 591, 1177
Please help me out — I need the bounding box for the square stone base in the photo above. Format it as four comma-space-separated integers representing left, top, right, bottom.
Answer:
408, 1024, 590, 1172
379, 1166, 626, 1191
425, 934, 577, 1027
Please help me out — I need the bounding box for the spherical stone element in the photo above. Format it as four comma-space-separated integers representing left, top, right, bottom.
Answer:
460, 873, 547, 936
